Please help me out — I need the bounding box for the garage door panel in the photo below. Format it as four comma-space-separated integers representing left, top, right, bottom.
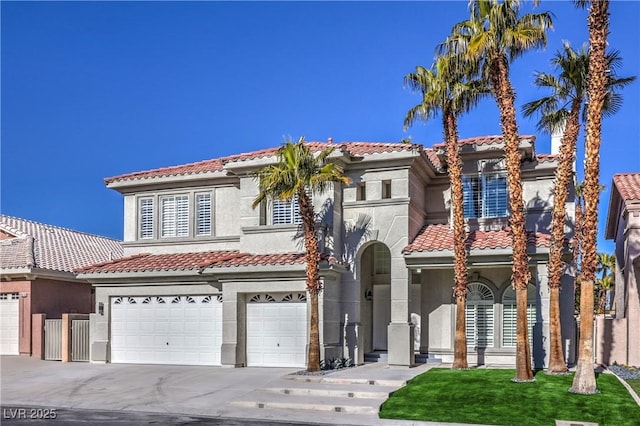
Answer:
110, 295, 222, 366
246, 298, 307, 368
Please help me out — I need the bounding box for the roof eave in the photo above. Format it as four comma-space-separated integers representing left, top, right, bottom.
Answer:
106, 170, 229, 191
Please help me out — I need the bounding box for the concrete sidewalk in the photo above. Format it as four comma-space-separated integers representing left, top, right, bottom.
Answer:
0, 356, 474, 426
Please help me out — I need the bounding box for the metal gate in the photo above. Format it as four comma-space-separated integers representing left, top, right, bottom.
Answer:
44, 319, 62, 361
71, 319, 90, 362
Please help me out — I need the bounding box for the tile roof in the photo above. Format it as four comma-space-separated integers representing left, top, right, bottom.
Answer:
104, 142, 419, 184
76, 251, 309, 274
432, 134, 536, 149
403, 224, 552, 254
536, 154, 560, 163
613, 173, 640, 202
0, 215, 123, 273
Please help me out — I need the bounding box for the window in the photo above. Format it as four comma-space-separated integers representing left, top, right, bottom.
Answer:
465, 283, 494, 347
139, 198, 154, 239
382, 180, 392, 199
462, 174, 508, 219
272, 195, 302, 225
161, 195, 189, 237
356, 183, 366, 201
374, 244, 390, 275
502, 285, 536, 348
196, 193, 212, 236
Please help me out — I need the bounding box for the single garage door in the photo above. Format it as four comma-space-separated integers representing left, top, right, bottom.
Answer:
0, 293, 20, 355
246, 293, 307, 367
111, 295, 222, 365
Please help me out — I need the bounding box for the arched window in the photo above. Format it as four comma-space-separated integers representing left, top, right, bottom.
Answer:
502, 285, 536, 347
465, 283, 494, 348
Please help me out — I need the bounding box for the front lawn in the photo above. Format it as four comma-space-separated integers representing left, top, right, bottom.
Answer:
627, 379, 640, 396
379, 368, 640, 426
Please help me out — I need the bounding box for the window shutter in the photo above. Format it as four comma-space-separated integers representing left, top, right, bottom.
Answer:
161, 195, 189, 237
139, 198, 154, 239
161, 197, 176, 237
196, 194, 212, 236
502, 286, 536, 348
465, 283, 494, 348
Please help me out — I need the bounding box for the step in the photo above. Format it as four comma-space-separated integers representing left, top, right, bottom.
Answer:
415, 353, 442, 364
231, 390, 384, 414
261, 382, 395, 399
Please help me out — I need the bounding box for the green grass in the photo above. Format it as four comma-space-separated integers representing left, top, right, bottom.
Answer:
379, 368, 640, 426
627, 379, 640, 396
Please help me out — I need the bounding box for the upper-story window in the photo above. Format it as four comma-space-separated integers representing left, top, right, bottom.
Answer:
196, 193, 212, 236
137, 191, 212, 240
161, 195, 189, 237
272, 195, 302, 225
462, 173, 508, 219
139, 198, 154, 239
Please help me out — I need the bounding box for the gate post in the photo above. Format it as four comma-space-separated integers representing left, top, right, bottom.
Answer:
31, 313, 46, 359
62, 313, 71, 363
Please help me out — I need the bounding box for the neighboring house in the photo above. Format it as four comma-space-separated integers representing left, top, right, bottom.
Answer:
78, 136, 576, 368
0, 215, 123, 356
600, 172, 640, 366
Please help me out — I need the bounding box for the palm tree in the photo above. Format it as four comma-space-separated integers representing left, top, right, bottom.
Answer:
571, 0, 610, 395
595, 252, 615, 314
442, 0, 552, 381
403, 56, 486, 370
522, 42, 635, 374
252, 137, 351, 372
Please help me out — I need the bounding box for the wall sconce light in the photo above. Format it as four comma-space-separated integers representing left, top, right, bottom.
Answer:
98, 302, 104, 316
19, 292, 28, 298
364, 288, 373, 301
415, 268, 422, 274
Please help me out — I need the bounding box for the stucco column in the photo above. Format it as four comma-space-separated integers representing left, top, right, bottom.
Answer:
221, 289, 244, 367
388, 258, 414, 366
535, 263, 550, 369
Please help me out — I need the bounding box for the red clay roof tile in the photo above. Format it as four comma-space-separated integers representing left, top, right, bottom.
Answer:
104, 142, 419, 184
613, 173, 640, 202
432, 134, 536, 149
76, 251, 310, 274
404, 224, 551, 253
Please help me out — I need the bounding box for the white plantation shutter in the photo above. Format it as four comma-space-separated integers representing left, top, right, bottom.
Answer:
502, 286, 536, 347
139, 198, 154, 239
465, 283, 494, 347
196, 193, 212, 236
161, 195, 189, 237
271, 193, 304, 225
462, 173, 508, 219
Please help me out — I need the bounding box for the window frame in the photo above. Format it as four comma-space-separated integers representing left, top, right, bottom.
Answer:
195, 192, 213, 236
138, 197, 155, 239
462, 172, 508, 219
465, 282, 495, 348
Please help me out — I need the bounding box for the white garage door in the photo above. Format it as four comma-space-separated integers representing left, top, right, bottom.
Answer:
111, 295, 222, 366
0, 293, 20, 355
246, 293, 307, 368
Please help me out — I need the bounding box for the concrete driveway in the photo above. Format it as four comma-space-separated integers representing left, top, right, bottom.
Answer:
0, 356, 456, 426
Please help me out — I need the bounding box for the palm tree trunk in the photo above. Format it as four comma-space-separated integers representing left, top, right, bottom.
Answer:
490, 58, 533, 382
298, 190, 322, 372
572, 275, 597, 393
445, 109, 469, 370
571, 0, 609, 395
547, 98, 581, 374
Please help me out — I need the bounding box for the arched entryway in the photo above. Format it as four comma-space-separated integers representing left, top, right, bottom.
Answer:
359, 242, 391, 352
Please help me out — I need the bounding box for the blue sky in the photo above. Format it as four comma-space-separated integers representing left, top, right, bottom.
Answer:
2, 1, 638, 254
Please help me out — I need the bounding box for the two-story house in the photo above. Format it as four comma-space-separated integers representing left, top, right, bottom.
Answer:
78, 135, 576, 368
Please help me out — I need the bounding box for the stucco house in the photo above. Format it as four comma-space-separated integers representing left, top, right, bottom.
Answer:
599, 172, 640, 366
78, 135, 576, 368
0, 215, 123, 356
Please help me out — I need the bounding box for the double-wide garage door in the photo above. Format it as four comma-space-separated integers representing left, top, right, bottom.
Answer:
111, 295, 222, 366
0, 293, 19, 355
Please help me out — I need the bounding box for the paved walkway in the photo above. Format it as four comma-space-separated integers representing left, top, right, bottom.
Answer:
0, 356, 475, 426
